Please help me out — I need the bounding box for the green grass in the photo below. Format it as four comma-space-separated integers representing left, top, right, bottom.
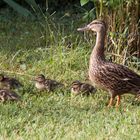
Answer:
0, 10, 140, 140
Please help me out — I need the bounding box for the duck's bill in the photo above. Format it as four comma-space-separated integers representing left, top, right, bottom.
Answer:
77, 26, 90, 31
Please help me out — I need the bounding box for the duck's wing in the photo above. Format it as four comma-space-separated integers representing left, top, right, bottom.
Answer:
4, 76, 22, 85
10, 78, 23, 88
81, 84, 96, 93
0, 89, 20, 101
8, 91, 21, 100
104, 63, 140, 86
48, 79, 63, 86
44, 80, 51, 91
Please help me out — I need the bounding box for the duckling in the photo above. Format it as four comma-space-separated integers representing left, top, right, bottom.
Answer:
33, 74, 63, 92
78, 19, 140, 107
0, 89, 20, 102
71, 80, 96, 96
0, 74, 22, 89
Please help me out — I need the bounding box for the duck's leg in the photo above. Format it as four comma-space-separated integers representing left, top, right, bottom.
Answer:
107, 93, 115, 107
107, 97, 114, 107
115, 95, 121, 107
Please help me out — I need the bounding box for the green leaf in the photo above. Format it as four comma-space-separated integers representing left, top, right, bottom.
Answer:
3, 0, 34, 18
80, 0, 89, 6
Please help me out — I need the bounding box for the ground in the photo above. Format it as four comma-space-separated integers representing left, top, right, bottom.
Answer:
0, 10, 140, 140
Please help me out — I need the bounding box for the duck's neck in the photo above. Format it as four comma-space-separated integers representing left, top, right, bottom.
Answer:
91, 31, 106, 62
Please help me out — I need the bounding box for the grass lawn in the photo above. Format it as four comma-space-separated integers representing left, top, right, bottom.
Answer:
0, 10, 140, 140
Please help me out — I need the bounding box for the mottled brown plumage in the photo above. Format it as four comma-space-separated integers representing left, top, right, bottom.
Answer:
0, 74, 22, 89
78, 19, 140, 106
0, 89, 20, 102
33, 74, 63, 92
71, 80, 96, 96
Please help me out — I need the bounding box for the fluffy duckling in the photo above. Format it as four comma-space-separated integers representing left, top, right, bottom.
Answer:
0, 89, 20, 102
0, 74, 22, 89
33, 74, 63, 92
71, 80, 96, 96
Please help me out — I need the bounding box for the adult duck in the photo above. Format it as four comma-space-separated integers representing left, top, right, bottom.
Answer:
78, 19, 140, 107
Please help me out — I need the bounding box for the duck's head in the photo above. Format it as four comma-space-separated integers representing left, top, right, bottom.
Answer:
77, 19, 106, 33
34, 74, 45, 82
0, 74, 4, 81
71, 81, 82, 94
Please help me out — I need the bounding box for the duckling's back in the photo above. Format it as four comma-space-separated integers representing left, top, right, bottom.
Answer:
0, 89, 20, 101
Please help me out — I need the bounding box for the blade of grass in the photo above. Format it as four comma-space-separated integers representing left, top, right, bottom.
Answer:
3, 0, 34, 18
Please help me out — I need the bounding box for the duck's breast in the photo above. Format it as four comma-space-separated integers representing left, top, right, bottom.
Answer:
88, 64, 107, 90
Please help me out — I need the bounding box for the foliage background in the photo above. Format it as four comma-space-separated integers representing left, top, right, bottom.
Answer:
0, 0, 140, 139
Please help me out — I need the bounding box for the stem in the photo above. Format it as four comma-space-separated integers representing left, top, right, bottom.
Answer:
99, 0, 103, 17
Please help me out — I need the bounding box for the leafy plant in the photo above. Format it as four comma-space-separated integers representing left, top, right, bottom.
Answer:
2, 0, 42, 18
80, 0, 140, 60
80, 0, 90, 6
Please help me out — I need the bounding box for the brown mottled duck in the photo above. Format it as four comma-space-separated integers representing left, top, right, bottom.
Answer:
0, 89, 20, 102
33, 74, 63, 92
78, 19, 140, 107
0, 74, 22, 89
71, 80, 96, 96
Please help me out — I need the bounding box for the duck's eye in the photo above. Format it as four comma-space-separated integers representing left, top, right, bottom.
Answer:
73, 87, 77, 90
94, 22, 99, 24
93, 22, 104, 26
